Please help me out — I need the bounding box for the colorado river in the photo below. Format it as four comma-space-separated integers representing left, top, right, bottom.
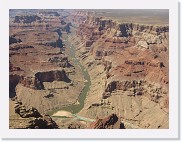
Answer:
48, 32, 91, 115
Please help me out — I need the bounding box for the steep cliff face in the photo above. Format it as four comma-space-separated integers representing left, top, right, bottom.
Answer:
10, 101, 59, 129
104, 80, 168, 107
76, 15, 168, 87
74, 14, 169, 129
9, 74, 22, 98
9, 12, 85, 114
10, 69, 71, 92
9, 61, 83, 113
35, 70, 71, 84
77, 17, 168, 56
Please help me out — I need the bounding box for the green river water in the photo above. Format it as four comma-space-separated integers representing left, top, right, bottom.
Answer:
48, 33, 91, 115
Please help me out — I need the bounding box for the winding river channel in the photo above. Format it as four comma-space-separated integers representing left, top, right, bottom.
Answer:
48, 32, 91, 115
63, 33, 91, 114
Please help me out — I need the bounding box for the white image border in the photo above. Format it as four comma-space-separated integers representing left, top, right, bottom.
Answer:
0, 0, 179, 139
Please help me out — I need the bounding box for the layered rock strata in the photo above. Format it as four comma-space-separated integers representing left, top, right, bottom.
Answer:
72, 13, 169, 129
9, 12, 84, 115
10, 101, 58, 129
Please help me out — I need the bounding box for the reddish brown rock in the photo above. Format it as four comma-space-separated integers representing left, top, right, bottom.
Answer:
89, 114, 125, 129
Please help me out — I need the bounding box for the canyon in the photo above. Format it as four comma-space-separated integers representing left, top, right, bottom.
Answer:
9, 9, 169, 129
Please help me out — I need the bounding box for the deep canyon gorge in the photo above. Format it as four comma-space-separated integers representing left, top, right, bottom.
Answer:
9, 9, 169, 129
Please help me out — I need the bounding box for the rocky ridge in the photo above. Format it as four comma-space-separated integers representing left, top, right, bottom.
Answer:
71, 12, 169, 128
10, 101, 58, 129
9, 10, 169, 129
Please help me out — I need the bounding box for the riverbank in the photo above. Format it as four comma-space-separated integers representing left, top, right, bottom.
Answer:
47, 31, 91, 117
49, 29, 107, 125
66, 33, 109, 119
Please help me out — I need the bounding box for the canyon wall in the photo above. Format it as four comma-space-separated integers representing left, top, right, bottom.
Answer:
73, 14, 169, 128
9, 12, 84, 114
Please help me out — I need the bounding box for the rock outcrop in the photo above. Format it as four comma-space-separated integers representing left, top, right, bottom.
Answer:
89, 114, 125, 129
28, 114, 58, 129
48, 55, 71, 68
9, 74, 22, 98
9, 36, 22, 45
35, 70, 71, 84
19, 76, 44, 90
10, 101, 58, 129
10, 43, 33, 51
77, 16, 168, 57
10, 69, 71, 92
15, 101, 42, 118
14, 15, 41, 23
